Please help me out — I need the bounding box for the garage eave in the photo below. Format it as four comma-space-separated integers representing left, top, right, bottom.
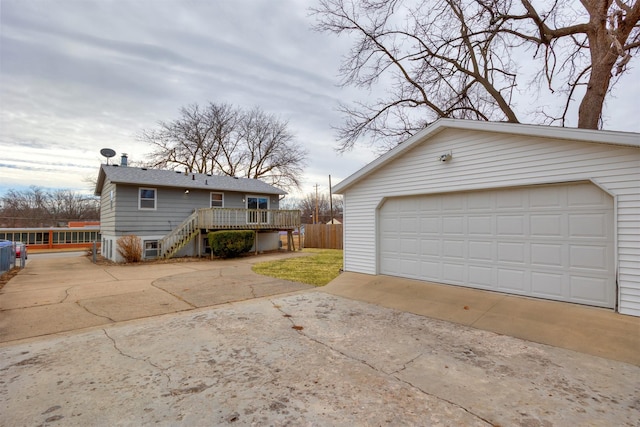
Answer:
332, 119, 640, 194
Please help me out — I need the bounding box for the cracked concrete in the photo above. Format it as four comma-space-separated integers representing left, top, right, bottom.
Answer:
1, 252, 639, 426
0, 253, 313, 342
2, 293, 638, 426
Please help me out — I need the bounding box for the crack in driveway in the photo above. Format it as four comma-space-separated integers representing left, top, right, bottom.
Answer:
268, 299, 494, 426
102, 329, 172, 388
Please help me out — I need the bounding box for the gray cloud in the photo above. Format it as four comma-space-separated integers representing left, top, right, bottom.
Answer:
1, 0, 636, 199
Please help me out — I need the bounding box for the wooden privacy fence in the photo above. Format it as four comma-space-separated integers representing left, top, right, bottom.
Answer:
304, 224, 343, 249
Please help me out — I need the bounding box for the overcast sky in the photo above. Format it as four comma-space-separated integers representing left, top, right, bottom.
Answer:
1, 0, 639, 200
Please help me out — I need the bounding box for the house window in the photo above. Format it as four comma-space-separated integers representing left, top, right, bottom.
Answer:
139, 188, 156, 210
210, 192, 224, 208
247, 196, 269, 224
144, 240, 159, 259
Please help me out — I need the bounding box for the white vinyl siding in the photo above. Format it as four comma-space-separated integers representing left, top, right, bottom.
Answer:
340, 128, 640, 316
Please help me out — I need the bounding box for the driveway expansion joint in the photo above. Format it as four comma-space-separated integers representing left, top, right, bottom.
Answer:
269, 299, 495, 426
150, 281, 197, 309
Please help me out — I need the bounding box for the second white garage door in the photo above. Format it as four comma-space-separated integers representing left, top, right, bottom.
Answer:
379, 182, 615, 308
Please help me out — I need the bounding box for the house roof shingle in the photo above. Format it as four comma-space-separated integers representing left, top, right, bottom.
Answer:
95, 165, 287, 196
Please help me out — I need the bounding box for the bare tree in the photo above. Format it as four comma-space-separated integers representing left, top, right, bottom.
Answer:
312, 0, 640, 152
0, 187, 99, 228
296, 192, 344, 224
141, 103, 308, 192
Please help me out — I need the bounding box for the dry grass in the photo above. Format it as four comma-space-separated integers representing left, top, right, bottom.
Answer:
252, 249, 343, 286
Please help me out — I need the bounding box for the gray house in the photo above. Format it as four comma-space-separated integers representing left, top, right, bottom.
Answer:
94, 163, 300, 262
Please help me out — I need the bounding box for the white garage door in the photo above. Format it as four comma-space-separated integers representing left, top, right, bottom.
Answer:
379, 182, 615, 308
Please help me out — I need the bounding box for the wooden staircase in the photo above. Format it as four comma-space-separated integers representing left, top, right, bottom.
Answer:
159, 211, 200, 259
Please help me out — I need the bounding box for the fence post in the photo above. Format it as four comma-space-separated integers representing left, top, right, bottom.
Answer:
93, 241, 97, 263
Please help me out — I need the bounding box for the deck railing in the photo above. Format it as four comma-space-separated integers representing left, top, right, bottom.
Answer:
197, 208, 301, 230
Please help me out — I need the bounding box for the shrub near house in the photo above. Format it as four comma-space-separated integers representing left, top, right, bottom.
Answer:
208, 230, 254, 258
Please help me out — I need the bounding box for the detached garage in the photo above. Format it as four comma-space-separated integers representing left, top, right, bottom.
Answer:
333, 119, 640, 317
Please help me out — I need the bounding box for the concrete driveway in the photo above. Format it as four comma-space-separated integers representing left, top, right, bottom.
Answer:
1, 253, 639, 426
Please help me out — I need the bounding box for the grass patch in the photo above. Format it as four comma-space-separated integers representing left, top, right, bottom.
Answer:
252, 249, 343, 286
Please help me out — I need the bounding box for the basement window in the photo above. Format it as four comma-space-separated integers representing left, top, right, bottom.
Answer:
144, 240, 159, 259
139, 187, 157, 210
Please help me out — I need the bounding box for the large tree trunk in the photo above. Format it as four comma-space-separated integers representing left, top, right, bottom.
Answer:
577, 0, 629, 129
577, 52, 617, 129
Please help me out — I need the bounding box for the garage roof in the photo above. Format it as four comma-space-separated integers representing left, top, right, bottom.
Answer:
333, 119, 640, 194
95, 165, 287, 196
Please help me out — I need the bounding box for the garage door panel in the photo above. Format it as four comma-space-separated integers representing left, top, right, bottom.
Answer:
443, 216, 465, 234
530, 214, 563, 237
497, 215, 526, 235
569, 214, 608, 238
531, 244, 564, 267
468, 216, 493, 235
569, 245, 609, 270
468, 241, 493, 261
400, 217, 418, 232
498, 242, 526, 263
379, 182, 615, 308
443, 263, 465, 283
420, 217, 440, 233
567, 184, 608, 206
441, 194, 464, 211
468, 265, 493, 287
380, 216, 398, 232
467, 192, 493, 210
420, 261, 440, 278
497, 269, 527, 291
531, 272, 564, 297
530, 187, 563, 208
496, 190, 526, 209
400, 237, 418, 255
380, 256, 401, 275
571, 276, 610, 303
443, 240, 465, 258
420, 239, 440, 256
400, 259, 419, 277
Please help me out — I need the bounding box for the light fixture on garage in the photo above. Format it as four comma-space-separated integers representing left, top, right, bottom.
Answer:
184, 189, 190, 194
439, 152, 452, 162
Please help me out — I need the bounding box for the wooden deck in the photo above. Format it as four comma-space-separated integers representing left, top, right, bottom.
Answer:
196, 207, 301, 230
159, 208, 302, 259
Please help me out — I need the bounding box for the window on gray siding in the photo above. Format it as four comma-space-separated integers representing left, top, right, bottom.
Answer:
139, 188, 156, 210
210, 192, 224, 207
144, 240, 159, 259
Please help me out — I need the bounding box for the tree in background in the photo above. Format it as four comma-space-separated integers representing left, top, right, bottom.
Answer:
312, 0, 640, 152
288, 192, 344, 224
0, 187, 99, 228
141, 103, 308, 192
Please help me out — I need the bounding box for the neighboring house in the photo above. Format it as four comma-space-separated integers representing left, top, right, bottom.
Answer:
333, 119, 640, 317
94, 163, 300, 262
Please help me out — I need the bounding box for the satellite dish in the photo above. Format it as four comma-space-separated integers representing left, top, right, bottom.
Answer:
100, 148, 116, 164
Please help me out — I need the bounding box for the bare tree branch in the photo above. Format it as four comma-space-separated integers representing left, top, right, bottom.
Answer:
139, 103, 307, 192
312, 0, 639, 151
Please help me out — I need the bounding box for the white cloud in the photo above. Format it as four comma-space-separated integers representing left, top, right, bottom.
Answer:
0, 0, 637, 200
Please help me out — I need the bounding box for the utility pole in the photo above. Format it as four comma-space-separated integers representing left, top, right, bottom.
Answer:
314, 183, 319, 224
329, 175, 333, 224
